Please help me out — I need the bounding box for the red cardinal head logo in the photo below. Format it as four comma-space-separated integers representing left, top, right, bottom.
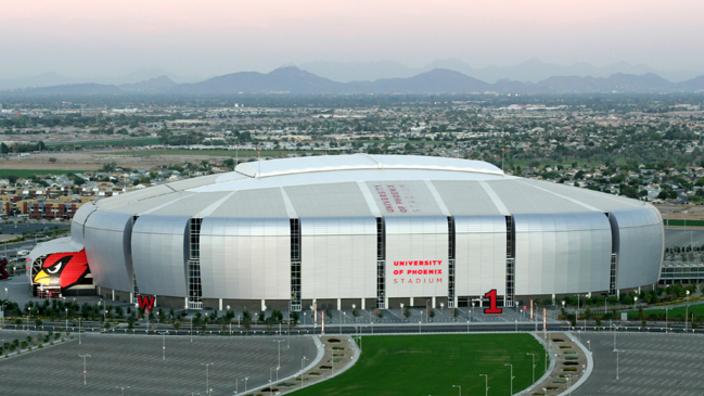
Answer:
33, 249, 89, 289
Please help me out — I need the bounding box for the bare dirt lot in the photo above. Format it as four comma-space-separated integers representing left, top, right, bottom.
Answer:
0, 150, 234, 171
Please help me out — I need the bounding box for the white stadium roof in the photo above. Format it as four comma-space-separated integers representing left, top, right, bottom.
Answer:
94, 154, 648, 218
234, 154, 504, 178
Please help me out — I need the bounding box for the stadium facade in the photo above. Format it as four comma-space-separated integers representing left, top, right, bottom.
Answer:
29, 154, 664, 311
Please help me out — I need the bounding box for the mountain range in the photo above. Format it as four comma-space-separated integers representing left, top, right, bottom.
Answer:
2, 66, 704, 96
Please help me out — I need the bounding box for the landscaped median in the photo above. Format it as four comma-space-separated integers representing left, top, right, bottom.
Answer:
290, 333, 547, 396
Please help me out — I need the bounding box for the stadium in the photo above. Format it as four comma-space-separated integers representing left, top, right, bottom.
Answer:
28, 154, 664, 311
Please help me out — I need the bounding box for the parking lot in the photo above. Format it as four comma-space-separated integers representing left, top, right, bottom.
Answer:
0, 330, 318, 395
574, 332, 704, 396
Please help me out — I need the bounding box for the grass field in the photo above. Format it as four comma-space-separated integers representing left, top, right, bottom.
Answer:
46, 136, 160, 149
627, 302, 704, 321
292, 334, 547, 396
0, 169, 83, 178
663, 219, 704, 227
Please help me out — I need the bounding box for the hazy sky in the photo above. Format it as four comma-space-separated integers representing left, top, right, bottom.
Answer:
1, 0, 703, 79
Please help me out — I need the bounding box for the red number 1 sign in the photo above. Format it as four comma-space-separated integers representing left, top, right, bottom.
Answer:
483, 289, 503, 314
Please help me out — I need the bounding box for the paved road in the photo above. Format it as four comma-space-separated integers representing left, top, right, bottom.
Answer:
573, 332, 704, 396
0, 331, 318, 396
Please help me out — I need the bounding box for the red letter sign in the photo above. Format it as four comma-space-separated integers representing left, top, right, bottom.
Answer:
137, 294, 156, 312
483, 289, 503, 314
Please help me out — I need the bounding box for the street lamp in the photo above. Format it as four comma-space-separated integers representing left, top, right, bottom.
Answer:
162, 331, 166, 361
526, 352, 536, 383
78, 353, 91, 385
300, 355, 307, 388
451, 384, 461, 396
274, 338, 284, 369
201, 362, 213, 395
685, 290, 691, 331
615, 349, 620, 381
479, 373, 489, 396
504, 363, 514, 395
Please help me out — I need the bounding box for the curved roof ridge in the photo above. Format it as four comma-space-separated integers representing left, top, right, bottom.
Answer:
233, 154, 504, 179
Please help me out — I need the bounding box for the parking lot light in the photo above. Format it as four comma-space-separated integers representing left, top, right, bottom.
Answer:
78, 353, 91, 385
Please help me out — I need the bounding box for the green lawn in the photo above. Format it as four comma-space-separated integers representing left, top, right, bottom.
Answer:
0, 169, 83, 178
663, 219, 704, 227
627, 302, 704, 321
46, 136, 160, 149
292, 334, 547, 396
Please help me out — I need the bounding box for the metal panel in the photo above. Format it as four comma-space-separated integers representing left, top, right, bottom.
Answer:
70, 202, 97, 245
486, 180, 590, 214
199, 217, 290, 300
432, 181, 504, 216
384, 216, 448, 298
300, 217, 376, 299
454, 216, 506, 296
366, 181, 444, 216
613, 206, 664, 289
514, 212, 612, 295
285, 183, 373, 217
84, 210, 134, 291
131, 215, 188, 297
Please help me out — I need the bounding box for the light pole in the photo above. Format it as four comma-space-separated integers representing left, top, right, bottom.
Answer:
274, 338, 284, 370
665, 307, 669, 333
162, 331, 166, 361
505, 363, 514, 395
613, 324, 617, 352
244, 377, 249, 393
65, 308, 68, 333
78, 353, 91, 385
202, 362, 213, 395
451, 384, 462, 396
576, 294, 580, 331
116, 385, 130, 396
615, 349, 620, 381
479, 373, 489, 396
526, 352, 536, 383
227, 305, 232, 335
300, 355, 307, 388
685, 290, 690, 331
78, 317, 82, 345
